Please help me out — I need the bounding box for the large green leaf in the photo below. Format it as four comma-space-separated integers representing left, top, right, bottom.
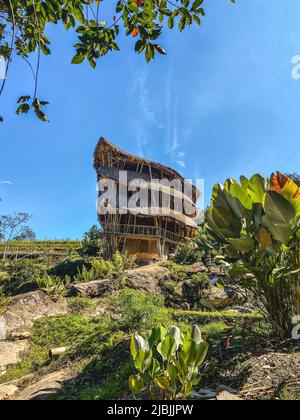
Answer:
227, 237, 255, 253
191, 325, 202, 344
157, 336, 177, 360
264, 191, 295, 225
168, 326, 181, 350
247, 174, 266, 204
212, 206, 242, 238
262, 215, 293, 245
128, 375, 144, 396
229, 180, 253, 210
193, 341, 209, 367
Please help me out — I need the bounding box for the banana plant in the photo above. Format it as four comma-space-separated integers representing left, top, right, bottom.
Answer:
128, 324, 208, 400
205, 172, 300, 338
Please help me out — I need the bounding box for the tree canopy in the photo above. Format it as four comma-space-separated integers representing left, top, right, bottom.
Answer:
0, 0, 235, 121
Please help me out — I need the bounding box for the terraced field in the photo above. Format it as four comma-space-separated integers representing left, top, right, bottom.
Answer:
0, 241, 82, 258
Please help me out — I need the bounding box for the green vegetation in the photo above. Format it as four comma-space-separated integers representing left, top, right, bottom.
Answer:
129, 324, 208, 399
81, 225, 103, 257
67, 297, 95, 315
0, 286, 11, 315
108, 289, 169, 332
4, 260, 47, 295
205, 172, 300, 338
0, 1, 236, 121
36, 273, 69, 300
174, 243, 203, 265
0, 240, 81, 255
0, 190, 299, 401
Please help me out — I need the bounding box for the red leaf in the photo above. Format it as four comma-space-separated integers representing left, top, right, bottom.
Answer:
132, 27, 139, 38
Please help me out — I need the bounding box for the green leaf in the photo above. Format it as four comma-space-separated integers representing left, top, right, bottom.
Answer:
128, 375, 144, 396
157, 335, 177, 360
227, 237, 255, 253
191, 325, 202, 344
71, 54, 85, 64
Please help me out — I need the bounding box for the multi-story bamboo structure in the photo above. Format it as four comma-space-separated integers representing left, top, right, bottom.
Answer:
94, 138, 200, 260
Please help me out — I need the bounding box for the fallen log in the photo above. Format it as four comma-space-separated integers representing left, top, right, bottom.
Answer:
49, 347, 68, 359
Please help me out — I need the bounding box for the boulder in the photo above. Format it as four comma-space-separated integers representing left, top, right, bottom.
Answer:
69, 279, 120, 298
3, 290, 68, 335
0, 384, 19, 400
0, 340, 30, 370
0, 316, 7, 341
201, 287, 238, 309
217, 390, 243, 401
126, 265, 169, 294
184, 263, 209, 275
15, 369, 74, 400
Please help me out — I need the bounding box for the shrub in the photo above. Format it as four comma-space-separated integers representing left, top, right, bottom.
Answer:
128, 324, 208, 400
36, 273, 66, 300
182, 273, 211, 307
0, 286, 11, 315
68, 297, 94, 315
168, 263, 189, 283
50, 258, 91, 279
205, 172, 300, 338
108, 289, 167, 332
174, 243, 202, 265
5, 260, 47, 295
80, 225, 104, 257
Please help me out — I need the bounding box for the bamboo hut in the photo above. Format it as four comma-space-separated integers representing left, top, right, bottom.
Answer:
94, 138, 200, 260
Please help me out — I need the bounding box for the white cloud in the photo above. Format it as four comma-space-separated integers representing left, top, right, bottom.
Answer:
0, 180, 13, 185
131, 71, 163, 129
165, 69, 186, 171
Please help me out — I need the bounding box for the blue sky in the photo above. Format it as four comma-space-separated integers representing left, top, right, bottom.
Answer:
0, 0, 300, 239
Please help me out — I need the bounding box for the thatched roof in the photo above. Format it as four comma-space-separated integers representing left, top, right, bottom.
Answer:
94, 137, 199, 197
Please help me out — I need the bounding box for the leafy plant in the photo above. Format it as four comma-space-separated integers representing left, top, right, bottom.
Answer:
5, 260, 46, 295
0, 286, 11, 315
205, 172, 300, 338
174, 243, 202, 265
67, 297, 95, 315
36, 273, 66, 300
81, 225, 103, 257
50, 258, 90, 279
128, 324, 208, 399
109, 289, 167, 331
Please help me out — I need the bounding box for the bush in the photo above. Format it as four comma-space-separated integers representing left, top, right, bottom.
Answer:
129, 324, 208, 399
108, 289, 168, 332
50, 258, 91, 279
36, 273, 67, 300
206, 172, 300, 338
68, 297, 94, 315
0, 286, 11, 315
174, 244, 202, 265
181, 273, 211, 307
80, 225, 104, 257
5, 260, 47, 295
167, 263, 189, 283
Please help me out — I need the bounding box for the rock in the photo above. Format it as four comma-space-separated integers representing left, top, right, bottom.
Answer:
0, 384, 19, 400
0, 340, 30, 369
217, 390, 243, 401
15, 369, 74, 400
191, 389, 217, 400
69, 279, 120, 298
127, 265, 169, 294
202, 287, 238, 309
0, 316, 7, 341
3, 291, 68, 335
209, 266, 226, 277
10, 331, 31, 341
184, 263, 208, 275
216, 385, 238, 394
